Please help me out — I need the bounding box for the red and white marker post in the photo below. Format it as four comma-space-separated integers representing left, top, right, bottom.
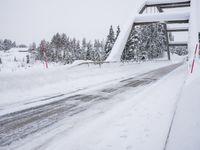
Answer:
190, 43, 199, 74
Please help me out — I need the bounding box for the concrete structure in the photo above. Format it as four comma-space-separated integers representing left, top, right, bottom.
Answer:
106, 0, 199, 64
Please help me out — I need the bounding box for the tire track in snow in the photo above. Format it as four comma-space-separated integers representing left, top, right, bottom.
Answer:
0, 63, 182, 147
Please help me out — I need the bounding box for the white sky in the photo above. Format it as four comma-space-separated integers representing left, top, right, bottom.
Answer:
0, 0, 144, 45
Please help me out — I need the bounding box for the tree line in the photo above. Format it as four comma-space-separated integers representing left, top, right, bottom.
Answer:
0, 39, 16, 50
122, 23, 168, 61
0, 39, 27, 51
122, 23, 188, 61
33, 25, 120, 64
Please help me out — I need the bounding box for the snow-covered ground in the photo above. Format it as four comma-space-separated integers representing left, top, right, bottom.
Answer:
39, 63, 188, 150
10, 58, 198, 150
0, 53, 183, 109
1, 0, 200, 149
1, 48, 200, 150
166, 60, 200, 150
0, 48, 31, 72
2, 59, 195, 150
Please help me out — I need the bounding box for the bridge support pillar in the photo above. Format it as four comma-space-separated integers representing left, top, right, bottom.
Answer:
163, 23, 171, 60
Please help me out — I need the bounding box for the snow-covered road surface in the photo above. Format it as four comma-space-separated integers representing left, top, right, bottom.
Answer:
0, 63, 183, 150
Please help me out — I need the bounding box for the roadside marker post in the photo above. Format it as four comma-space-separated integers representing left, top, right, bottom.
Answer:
190, 44, 199, 74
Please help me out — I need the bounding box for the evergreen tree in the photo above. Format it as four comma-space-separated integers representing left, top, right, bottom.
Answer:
122, 28, 139, 61
123, 23, 167, 61
51, 33, 62, 62
26, 55, 30, 64
37, 40, 51, 61
34, 32, 106, 63
75, 40, 82, 60
81, 38, 87, 60
86, 41, 93, 60
115, 25, 120, 41
93, 40, 101, 61
3, 39, 13, 50
12, 41, 16, 48
0, 40, 4, 50
100, 40, 106, 61
71, 38, 77, 61
51, 33, 62, 49
104, 25, 115, 58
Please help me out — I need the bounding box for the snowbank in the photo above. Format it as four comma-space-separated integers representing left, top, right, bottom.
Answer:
0, 48, 31, 72
0, 61, 183, 107
166, 60, 200, 150
35, 63, 187, 150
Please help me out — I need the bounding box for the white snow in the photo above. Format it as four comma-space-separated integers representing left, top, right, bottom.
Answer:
188, 0, 200, 64
43, 65, 187, 150
134, 11, 190, 23
8, 56, 199, 150
106, 0, 193, 62
146, 0, 190, 5
1, 50, 199, 150
0, 59, 183, 113
13, 61, 189, 150
167, 25, 189, 31
106, 15, 136, 62
169, 41, 188, 45
166, 60, 200, 150
1, 1, 200, 150
0, 48, 31, 72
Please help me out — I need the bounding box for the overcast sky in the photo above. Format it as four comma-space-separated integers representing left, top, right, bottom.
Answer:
0, 0, 144, 45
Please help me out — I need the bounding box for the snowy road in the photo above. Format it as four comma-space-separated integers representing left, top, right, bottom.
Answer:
0, 63, 182, 149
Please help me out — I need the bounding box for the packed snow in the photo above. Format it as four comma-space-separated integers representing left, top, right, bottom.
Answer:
2, 58, 198, 150
134, 11, 190, 23
0, 54, 182, 112
0, 48, 31, 72
0, 49, 200, 150
1, 0, 200, 150
39, 64, 188, 150
166, 60, 200, 150
146, 0, 190, 5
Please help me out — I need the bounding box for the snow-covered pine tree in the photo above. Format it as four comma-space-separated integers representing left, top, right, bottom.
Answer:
0, 40, 4, 50
75, 40, 82, 60
60, 33, 69, 61
71, 38, 77, 61
115, 25, 120, 41
51, 33, 62, 62
12, 41, 16, 48
122, 26, 139, 61
37, 40, 52, 62
104, 25, 115, 58
81, 38, 87, 60
99, 40, 106, 61
86, 41, 93, 60
3, 39, 13, 50
123, 23, 167, 61
93, 40, 101, 62
26, 55, 30, 64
